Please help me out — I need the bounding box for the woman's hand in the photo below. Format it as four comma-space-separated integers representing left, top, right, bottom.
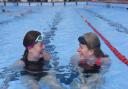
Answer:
41, 51, 51, 61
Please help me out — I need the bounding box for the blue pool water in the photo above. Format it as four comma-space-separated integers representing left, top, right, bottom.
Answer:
0, 2, 128, 89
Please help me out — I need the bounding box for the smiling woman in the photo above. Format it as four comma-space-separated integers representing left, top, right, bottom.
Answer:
0, 3, 128, 89
12, 30, 62, 89
70, 32, 111, 89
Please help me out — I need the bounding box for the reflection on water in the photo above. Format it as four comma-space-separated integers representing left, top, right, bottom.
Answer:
0, 6, 104, 89
0, 64, 104, 89
0, 64, 79, 89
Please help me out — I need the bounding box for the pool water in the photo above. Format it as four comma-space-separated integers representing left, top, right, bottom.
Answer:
0, 2, 128, 89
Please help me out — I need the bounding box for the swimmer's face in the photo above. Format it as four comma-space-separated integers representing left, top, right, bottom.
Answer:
28, 42, 45, 58
77, 43, 94, 59
32, 42, 45, 54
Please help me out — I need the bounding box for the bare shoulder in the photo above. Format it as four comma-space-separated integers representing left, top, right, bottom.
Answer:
8, 60, 25, 71
13, 60, 25, 67
100, 57, 111, 73
101, 56, 111, 67
102, 57, 110, 63
70, 53, 81, 66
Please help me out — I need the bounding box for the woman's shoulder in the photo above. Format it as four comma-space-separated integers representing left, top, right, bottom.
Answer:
11, 60, 25, 70
70, 53, 81, 66
101, 56, 111, 64
100, 56, 111, 74
15, 60, 25, 66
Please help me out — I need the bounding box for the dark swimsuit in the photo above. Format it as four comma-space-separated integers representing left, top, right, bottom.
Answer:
79, 58, 101, 78
20, 57, 47, 81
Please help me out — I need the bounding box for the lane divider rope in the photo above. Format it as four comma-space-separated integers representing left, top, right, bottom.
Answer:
81, 15, 128, 66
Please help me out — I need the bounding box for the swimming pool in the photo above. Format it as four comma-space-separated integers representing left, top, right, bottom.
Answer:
0, 2, 128, 89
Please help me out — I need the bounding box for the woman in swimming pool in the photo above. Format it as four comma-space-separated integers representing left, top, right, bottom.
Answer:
71, 32, 111, 89
14, 30, 61, 89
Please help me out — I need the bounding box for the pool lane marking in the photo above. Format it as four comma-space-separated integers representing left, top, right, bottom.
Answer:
80, 15, 128, 66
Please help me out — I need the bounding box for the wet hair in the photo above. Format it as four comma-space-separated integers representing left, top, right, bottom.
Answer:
22, 30, 41, 59
78, 32, 107, 58
23, 30, 41, 48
